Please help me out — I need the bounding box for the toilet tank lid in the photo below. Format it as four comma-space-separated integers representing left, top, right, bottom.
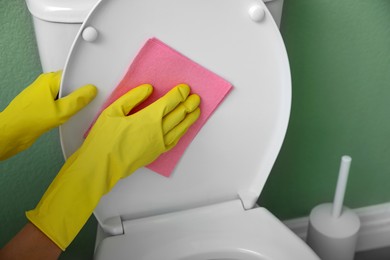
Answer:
25, 0, 100, 23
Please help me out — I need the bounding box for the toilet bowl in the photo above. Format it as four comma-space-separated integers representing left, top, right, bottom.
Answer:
94, 201, 317, 259
26, 0, 319, 259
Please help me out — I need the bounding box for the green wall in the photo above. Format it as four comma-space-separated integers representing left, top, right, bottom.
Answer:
1, 0, 390, 258
260, 1, 390, 219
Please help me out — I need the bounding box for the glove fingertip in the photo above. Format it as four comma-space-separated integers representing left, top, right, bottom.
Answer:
72, 84, 98, 106
164, 107, 201, 149
185, 94, 201, 112
82, 84, 98, 99
139, 83, 153, 92
56, 84, 98, 122
175, 84, 190, 100
107, 84, 153, 116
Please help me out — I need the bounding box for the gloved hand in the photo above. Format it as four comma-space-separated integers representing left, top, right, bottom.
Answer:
26, 84, 201, 250
0, 71, 97, 160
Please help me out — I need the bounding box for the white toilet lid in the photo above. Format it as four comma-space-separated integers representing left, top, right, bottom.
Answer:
60, 0, 291, 225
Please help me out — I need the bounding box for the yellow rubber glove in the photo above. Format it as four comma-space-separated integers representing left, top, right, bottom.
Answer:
26, 84, 201, 250
0, 71, 97, 160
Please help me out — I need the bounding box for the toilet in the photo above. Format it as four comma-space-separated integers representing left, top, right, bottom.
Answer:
26, 0, 320, 259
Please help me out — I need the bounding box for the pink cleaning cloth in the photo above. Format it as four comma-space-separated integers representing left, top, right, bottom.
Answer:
86, 38, 232, 177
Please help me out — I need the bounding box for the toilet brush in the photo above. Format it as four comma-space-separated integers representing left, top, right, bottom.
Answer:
306, 155, 361, 260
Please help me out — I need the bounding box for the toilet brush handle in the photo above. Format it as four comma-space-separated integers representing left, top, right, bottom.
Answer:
332, 155, 352, 218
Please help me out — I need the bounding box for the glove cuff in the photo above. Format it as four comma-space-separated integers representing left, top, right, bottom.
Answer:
26, 211, 67, 251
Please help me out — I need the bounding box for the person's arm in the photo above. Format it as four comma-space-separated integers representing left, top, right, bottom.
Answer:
0, 222, 61, 260
2, 84, 200, 256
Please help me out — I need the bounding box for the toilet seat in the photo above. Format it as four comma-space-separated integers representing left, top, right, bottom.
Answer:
94, 201, 318, 260
58, 0, 317, 258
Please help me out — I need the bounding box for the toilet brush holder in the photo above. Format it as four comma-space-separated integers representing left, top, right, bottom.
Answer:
307, 203, 360, 260
306, 156, 361, 260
